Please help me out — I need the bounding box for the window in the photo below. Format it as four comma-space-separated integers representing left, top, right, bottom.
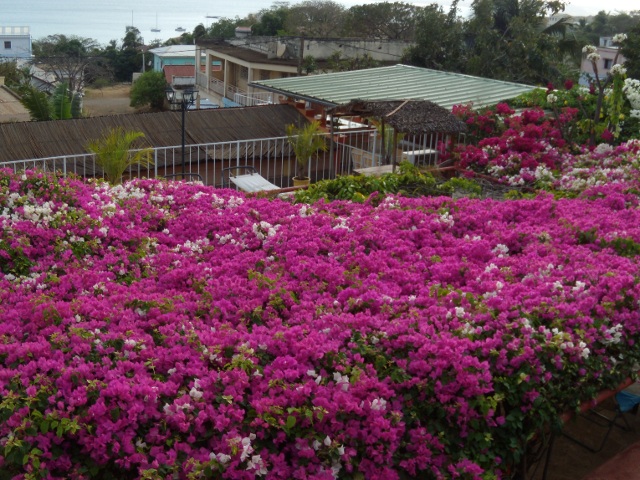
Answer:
604, 58, 613, 69
3, 41, 11, 49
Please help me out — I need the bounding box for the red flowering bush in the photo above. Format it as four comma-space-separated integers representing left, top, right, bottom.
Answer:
2, 170, 640, 479
452, 103, 515, 144
456, 107, 574, 186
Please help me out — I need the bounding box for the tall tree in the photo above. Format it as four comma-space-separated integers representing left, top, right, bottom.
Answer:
464, 0, 567, 84
32, 35, 100, 94
252, 4, 291, 36
284, 0, 345, 37
344, 2, 418, 41
117, 27, 144, 82
403, 2, 465, 71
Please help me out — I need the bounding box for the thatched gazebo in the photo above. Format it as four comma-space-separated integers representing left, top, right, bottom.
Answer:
327, 99, 467, 171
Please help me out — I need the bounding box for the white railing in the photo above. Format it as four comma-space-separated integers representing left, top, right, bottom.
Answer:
234, 92, 274, 107
1, 130, 452, 189
209, 77, 224, 96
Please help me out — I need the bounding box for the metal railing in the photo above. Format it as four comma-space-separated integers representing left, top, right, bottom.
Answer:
1, 129, 453, 189
233, 92, 274, 107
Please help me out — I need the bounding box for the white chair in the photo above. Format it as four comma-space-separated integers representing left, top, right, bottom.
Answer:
222, 166, 280, 193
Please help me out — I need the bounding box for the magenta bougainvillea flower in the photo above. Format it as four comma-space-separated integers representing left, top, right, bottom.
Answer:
1, 169, 640, 479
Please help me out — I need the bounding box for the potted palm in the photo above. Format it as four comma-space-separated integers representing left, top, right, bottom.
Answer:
285, 120, 327, 187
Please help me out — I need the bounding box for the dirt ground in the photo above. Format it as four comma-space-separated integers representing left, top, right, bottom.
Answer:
82, 83, 136, 117
0, 83, 135, 123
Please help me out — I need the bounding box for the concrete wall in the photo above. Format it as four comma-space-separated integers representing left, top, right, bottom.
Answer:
229, 36, 410, 62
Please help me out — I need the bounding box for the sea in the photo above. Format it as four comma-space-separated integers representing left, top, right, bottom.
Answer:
0, 0, 391, 47
1, 0, 266, 46
0, 0, 627, 47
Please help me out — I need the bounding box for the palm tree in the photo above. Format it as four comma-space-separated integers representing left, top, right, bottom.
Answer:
285, 120, 327, 180
86, 127, 153, 185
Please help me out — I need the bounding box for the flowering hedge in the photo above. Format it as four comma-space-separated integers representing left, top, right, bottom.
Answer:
452, 99, 640, 192
2, 170, 640, 479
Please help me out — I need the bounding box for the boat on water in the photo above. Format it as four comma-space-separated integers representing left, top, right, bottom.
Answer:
151, 13, 160, 32
175, 26, 186, 32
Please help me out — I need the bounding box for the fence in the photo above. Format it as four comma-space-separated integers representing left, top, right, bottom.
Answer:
1, 129, 454, 190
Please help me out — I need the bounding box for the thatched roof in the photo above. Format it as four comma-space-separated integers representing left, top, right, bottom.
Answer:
0, 104, 307, 163
328, 99, 467, 135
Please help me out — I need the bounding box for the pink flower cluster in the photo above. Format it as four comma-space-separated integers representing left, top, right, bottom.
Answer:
1, 170, 640, 479
453, 105, 640, 193
456, 107, 574, 186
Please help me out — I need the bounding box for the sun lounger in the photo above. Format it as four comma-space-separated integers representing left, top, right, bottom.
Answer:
222, 166, 280, 193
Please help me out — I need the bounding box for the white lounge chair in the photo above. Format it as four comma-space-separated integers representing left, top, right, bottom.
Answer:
222, 166, 280, 193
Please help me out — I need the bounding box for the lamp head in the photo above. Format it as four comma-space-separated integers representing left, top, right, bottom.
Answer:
183, 88, 198, 104
165, 87, 175, 103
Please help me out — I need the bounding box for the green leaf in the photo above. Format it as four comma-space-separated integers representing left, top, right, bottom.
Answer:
110, 407, 120, 421
286, 415, 296, 430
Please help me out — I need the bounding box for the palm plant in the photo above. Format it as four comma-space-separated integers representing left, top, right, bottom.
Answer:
285, 120, 327, 180
86, 127, 153, 185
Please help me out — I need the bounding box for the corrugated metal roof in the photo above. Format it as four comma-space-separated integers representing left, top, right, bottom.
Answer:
0, 105, 307, 162
149, 45, 197, 58
252, 64, 538, 110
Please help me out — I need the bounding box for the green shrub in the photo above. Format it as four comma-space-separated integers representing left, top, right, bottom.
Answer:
294, 162, 439, 204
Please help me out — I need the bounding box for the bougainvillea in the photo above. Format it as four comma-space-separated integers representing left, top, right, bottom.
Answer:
456, 106, 574, 186
2, 170, 640, 479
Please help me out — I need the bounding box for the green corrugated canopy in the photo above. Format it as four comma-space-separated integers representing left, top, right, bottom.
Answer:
251, 64, 538, 111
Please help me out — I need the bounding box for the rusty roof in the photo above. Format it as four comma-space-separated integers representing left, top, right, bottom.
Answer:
0, 104, 308, 162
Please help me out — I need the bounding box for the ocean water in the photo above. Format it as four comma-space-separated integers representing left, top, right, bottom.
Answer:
1, 0, 396, 47
1, 0, 282, 46
1, 0, 631, 47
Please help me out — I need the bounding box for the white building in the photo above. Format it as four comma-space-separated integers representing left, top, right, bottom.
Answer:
0, 26, 32, 60
580, 36, 627, 85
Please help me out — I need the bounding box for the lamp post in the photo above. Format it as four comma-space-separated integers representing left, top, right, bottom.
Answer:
165, 87, 198, 176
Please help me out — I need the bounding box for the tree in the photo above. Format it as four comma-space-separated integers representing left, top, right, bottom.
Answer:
130, 71, 166, 110
621, 20, 640, 79
32, 34, 101, 94
463, 0, 567, 84
325, 51, 380, 72
286, 120, 327, 180
18, 86, 53, 121
0, 60, 22, 87
50, 83, 73, 120
86, 127, 153, 185
18, 82, 81, 121
284, 0, 345, 37
207, 17, 242, 39
101, 27, 144, 83
252, 4, 291, 36
403, 2, 465, 71
344, 2, 418, 41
